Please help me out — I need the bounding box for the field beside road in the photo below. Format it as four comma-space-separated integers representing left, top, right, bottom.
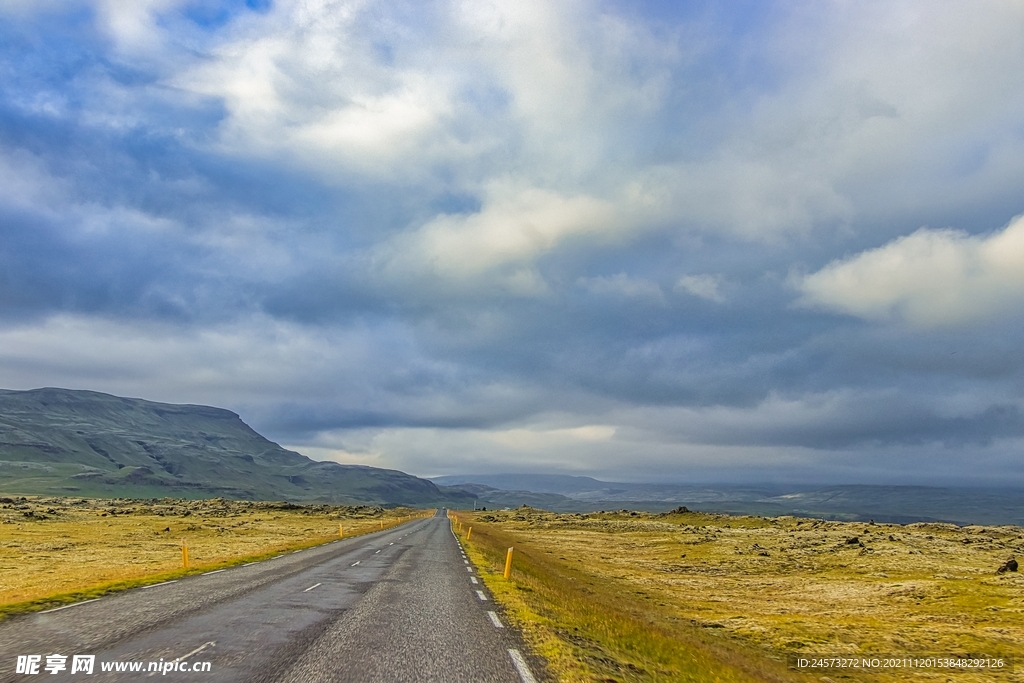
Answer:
0, 495, 424, 616
456, 507, 1024, 683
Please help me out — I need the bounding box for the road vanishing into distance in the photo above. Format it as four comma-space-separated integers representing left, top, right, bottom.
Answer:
1, 511, 543, 682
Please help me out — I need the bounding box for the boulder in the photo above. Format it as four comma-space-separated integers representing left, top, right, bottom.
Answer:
996, 557, 1018, 574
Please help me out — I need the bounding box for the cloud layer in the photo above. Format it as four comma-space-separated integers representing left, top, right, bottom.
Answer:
1, 0, 1024, 485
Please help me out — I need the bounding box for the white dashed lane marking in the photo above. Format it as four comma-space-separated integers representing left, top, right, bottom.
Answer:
487, 611, 504, 628
466, 567, 473, 572
202, 569, 225, 576
303, 583, 321, 592
509, 649, 538, 683
351, 561, 361, 567
470, 576, 478, 584
475, 590, 488, 601
509, 651, 540, 683
141, 580, 177, 589
176, 641, 215, 662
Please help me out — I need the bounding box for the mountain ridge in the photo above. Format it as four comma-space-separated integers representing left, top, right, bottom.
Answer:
0, 387, 474, 507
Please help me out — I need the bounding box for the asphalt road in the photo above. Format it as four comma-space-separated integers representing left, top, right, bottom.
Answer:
1, 511, 544, 682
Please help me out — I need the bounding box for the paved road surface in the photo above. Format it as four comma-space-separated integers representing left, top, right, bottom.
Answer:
1, 511, 543, 682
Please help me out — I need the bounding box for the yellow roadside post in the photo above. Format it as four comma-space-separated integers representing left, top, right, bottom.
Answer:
339, 524, 344, 538
504, 547, 513, 579
380, 519, 384, 530
467, 527, 472, 540
181, 539, 189, 569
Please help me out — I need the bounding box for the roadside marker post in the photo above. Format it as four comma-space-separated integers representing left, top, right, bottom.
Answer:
504, 547, 513, 579
339, 524, 344, 538
181, 540, 189, 569
467, 527, 472, 540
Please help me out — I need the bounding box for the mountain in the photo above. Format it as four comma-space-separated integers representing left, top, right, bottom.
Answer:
443, 483, 579, 510
0, 388, 474, 507
433, 473, 617, 495
432, 473, 1024, 526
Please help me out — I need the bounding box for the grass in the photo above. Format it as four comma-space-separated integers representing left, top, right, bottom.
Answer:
454, 508, 1024, 683
454, 513, 804, 682
0, 495, 430, 619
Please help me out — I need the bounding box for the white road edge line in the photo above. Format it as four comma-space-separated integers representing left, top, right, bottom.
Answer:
39, 598, 100, 613
202, 569, 225, 576
242, 562, 257, 567
351, 561, 361, 566
475, 590, 488, 601
175, 641, 215, 662
470, 576, 478, 584
141, 580, 178, 589
466, 567, 473, 572
508, 649, 538, 683
487, 611, 504, 628
303, 583, 321, 592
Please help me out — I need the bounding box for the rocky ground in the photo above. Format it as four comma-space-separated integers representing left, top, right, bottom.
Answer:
475, 507, 1024, 682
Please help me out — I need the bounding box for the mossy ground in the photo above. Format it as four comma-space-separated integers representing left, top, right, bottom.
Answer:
0, 495, 427, 616
456, 508, 1023, 683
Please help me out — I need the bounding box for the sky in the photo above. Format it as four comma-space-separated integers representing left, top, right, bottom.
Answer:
2, 0, 1024, 487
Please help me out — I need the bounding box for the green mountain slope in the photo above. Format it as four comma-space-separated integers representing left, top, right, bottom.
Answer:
0, 387, 474, 507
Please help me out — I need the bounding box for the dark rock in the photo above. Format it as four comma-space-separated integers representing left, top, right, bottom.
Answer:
845, 536, 860, 544
996, 557, 1018, 574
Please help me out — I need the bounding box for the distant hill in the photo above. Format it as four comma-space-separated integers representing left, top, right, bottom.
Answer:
432, 473, 1024, 526
443, 483, 578, 510
0, 388, 474, 507
433, 473, 614, 495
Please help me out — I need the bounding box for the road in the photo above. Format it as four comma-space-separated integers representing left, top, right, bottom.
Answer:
1, 511, 543, 682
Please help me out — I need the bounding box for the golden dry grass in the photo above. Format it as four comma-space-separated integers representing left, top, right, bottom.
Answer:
0, 495, 428, 615
457, 508, 1024, 683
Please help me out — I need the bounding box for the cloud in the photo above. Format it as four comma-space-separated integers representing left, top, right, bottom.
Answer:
676, 274, 724, 303
380, 181, 625, 282
4, 0, 1024, 487
797, 214, 1024, 327
579, 273, 663, 302
95, 0, 187, 55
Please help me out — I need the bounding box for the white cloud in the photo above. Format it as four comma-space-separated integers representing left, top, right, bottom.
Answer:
579, 273, 663, 302
172, 0, 475, 180
797, 214, 1024, 327
676, 273, 725, 303
96, 0, 188, 55
379, 180, 625, 282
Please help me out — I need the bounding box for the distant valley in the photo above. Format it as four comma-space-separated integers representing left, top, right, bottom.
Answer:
0, 387, 473, 507
433, 473, 1024, 526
